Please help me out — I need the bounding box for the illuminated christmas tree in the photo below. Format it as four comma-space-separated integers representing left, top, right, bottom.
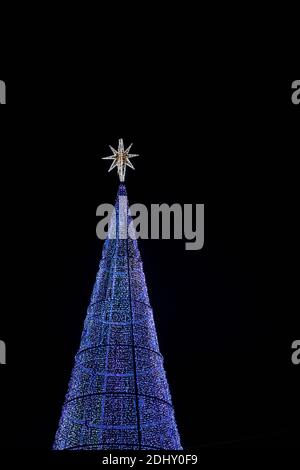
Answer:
53, 140, 182, 450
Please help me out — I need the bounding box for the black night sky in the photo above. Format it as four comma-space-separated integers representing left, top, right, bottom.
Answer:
0, 72, 299, 461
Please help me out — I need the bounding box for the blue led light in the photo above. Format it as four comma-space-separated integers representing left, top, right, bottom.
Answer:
53, 184, 182, 450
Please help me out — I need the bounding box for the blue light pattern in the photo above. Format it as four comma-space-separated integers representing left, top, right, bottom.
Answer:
53, 184, 182, 450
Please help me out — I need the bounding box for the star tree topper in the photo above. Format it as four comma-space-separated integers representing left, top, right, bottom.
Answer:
102, 138, 139, 182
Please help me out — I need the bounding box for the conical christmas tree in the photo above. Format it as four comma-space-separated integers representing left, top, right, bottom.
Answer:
53, 140, 182, 450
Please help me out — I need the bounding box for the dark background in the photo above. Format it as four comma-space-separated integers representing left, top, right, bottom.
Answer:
0, 73, 299, 455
